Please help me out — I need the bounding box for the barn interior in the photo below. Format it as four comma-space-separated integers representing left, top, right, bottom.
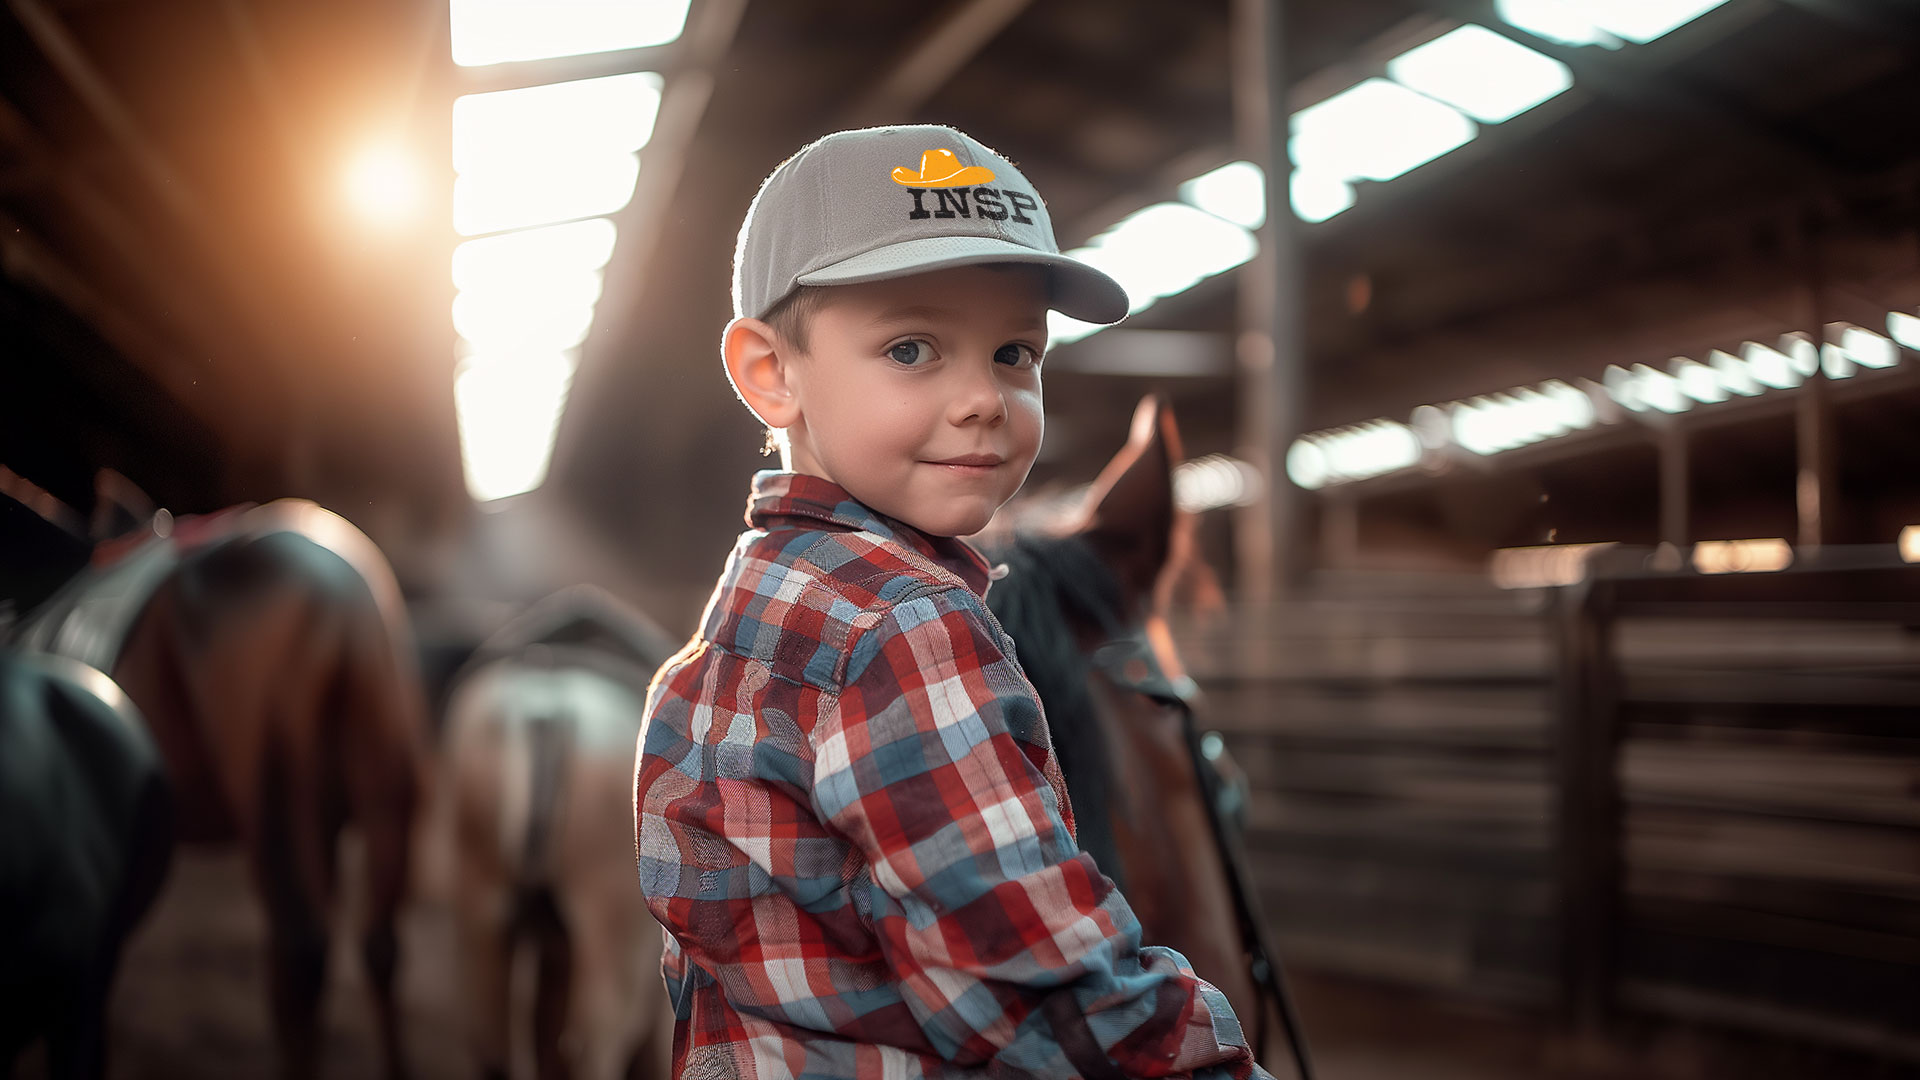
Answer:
3, 0, 1918, 1077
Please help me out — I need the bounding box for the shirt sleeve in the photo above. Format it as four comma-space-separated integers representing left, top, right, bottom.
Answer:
811, 586, 1268, 1079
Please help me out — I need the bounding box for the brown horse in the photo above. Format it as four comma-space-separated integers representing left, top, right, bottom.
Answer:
443, 586, 676, 1080
983, 397, 1310, 1078
9, 498, 430, 1079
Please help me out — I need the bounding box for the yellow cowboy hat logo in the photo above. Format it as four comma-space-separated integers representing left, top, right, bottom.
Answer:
890, 148, 996, 188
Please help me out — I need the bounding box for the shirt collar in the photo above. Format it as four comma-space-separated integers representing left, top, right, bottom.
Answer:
746, 470, 995, 597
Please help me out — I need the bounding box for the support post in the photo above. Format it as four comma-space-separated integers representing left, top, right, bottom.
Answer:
1795, 216, 1838, 551
1554, 580, 1621, 1036
1319, 494, 1358, 569
1796, 372, 1837, 550
1658, 427, 1690, 551
1231, 0, 1307, 605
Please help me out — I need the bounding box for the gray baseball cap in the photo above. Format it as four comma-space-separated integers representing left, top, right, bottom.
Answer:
731, 124, 1130, 325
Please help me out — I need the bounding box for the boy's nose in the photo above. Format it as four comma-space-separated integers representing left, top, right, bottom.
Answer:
950, 364, 1008, 426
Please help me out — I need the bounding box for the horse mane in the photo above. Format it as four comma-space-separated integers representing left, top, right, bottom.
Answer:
475, 585, 679, 673
982, 531, 1132, 890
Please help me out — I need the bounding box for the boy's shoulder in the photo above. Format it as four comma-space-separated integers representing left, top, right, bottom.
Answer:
700, 520, 986, 692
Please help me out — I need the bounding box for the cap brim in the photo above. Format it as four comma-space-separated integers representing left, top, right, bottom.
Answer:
796, 235, 1130, 325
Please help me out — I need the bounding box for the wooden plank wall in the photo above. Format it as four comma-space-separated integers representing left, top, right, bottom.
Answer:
1173, 573, 1561, 1004
1604, 606, 1920, 1059
1175, 565, 1920, 1064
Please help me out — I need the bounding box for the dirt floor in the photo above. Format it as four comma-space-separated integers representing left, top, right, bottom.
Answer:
19, 841, 1908, 1080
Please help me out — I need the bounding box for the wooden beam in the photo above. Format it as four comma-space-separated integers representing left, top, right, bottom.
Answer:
0, 206, 225, 438
1772, 0, 1920, 48
8, 0, 207, 228
839, 0, 1035, 127
7, 0, 302, 488
1658, 427, 1690, 548
0, 95, 230, 381
0, 463, 87, 539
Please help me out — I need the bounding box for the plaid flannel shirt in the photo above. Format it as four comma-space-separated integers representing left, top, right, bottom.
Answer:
635, 472, 1265, 1079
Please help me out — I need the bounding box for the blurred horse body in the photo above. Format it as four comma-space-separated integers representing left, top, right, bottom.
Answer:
8, 499, 429, 1079
0, 651, 172, 1080
984, 398, 1295, 1068
443, 588, 676, 1080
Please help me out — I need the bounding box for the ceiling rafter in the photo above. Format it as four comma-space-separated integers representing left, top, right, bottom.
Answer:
839, 0, 1036, 128
0, 205, 214, 429
0, 94, 228, 387
1771, 0, 1920, 48
7, 0, 297, 409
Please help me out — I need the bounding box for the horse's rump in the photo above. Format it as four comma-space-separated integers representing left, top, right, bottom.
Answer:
443, 587, 674, 1080
21, 498, 429, 1079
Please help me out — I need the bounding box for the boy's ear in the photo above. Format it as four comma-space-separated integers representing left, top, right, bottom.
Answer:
722, 317, 801, 430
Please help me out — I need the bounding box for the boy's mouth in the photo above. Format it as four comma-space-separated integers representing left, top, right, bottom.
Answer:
926, 453, 1004, 466
923, 453, 1005, 475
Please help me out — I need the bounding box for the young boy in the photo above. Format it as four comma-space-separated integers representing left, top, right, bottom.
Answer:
635, 124, 1268, 1079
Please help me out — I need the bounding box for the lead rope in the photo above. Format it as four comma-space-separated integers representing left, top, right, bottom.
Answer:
1174, 701, 1315, 1080
1091, 632, 1314, 1080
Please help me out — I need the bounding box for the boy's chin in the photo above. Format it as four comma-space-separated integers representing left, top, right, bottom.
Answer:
895, 499, 999, 540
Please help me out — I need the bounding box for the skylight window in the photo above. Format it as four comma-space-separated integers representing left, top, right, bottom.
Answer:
1387, 25, 1573, 123
451, 0, 692, 66
1290, 170, 1356, 223
1068, 203, 1256, 315
453, 73, 662, 175
1048, 202, 1256, 346
1497, 0, 1733, 48
1180, 160, 1267, 229
1286, 422, 1423, 490
1288, 316, 1911, 490
454, 351, 578, 501
1673, 358, 1729, 402
1291, 78, 1478, 185
1740, 341, 1802, 389
453, 218, 618, 292
1495, 0, 1622, 47
453, 282, 598, 354
454, 152, 641, 236
1889, 311, 1920, 351
1840, 326, 1897, 369
1593, 0, 1734, 44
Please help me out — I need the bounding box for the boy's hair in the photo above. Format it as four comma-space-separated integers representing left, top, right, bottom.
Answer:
761, 285, 827, 355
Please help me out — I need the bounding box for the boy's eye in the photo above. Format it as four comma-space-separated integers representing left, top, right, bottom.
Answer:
888, 340, 933, 366
994, 343, 1039, 369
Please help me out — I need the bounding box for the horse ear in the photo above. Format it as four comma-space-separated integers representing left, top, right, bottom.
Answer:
1074, 394, 1184, 609
90, 468, 155, 543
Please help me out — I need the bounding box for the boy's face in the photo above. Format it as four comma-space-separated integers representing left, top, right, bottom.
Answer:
783, 265, 1049, 538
